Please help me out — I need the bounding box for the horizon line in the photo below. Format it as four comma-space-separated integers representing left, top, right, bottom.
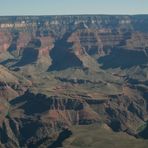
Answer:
0, 13, 148, 17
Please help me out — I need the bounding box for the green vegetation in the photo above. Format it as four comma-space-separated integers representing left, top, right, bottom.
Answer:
63, 124, 148, 148
137, 123, 147, 133
5, 111, 10, 118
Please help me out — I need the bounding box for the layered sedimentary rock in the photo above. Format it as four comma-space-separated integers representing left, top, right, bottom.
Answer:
0, 15, 148, 147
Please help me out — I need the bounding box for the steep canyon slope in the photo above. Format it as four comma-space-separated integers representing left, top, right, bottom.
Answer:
0, 15, 148, 148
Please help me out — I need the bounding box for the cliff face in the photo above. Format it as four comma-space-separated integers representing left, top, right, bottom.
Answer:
0, 15, 148, 70
0, 15, 148, 147
1, 88, 148, 147
0, 91, 100, 148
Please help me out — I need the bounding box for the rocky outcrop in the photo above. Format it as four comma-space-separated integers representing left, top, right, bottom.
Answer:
0, 91, 100, 147
0, 15, 148, 147
0, 86, 147, 147
104, 95, 147, 131
48, 33, 83, 71
0, 15, 148, 70
0, 65, 31, 102
10, 92, 100, 125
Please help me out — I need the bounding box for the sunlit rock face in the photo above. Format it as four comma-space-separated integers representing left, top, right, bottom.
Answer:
0, 15, 148, 147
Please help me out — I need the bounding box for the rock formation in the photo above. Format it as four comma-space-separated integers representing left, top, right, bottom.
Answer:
0, 15, 148, 147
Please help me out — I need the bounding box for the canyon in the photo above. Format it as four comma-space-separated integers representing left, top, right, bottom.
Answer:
0, 15, 148, 147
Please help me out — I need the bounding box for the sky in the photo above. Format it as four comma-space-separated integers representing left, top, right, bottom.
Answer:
0, 0, 148, 16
